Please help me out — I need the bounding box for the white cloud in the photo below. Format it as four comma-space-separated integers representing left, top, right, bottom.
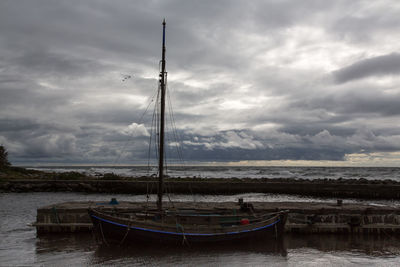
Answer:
121, 123, 150, 137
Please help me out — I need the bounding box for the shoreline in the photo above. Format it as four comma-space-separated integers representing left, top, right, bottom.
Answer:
1, 167, 399, 199
1, 177, 400, 199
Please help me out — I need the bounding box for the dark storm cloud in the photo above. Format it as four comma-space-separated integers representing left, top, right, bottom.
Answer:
0, 118, 39, 133
292, 88, 400, 117
0, 117, 78, 158
333, 53, 400, 84
176, 129, 350, 161
330, 5, 400, 43
1, 0, 400, 165
13, 49, 108, 77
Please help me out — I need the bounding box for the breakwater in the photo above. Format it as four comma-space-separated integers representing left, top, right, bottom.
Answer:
2, 178, 400, 199
35, 201, 400, 235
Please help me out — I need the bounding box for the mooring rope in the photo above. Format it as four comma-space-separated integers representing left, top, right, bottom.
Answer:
91, 220, 101, 244
119, 225, 131, 246
176, 223, 189, 246
99, 222, 109, 247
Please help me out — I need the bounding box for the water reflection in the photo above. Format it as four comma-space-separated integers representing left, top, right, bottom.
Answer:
36, 233, 96, 254
36, 233, 287, 265
3, 192, 400, 266
35, 233, 400, 266
285, 234, 400, 257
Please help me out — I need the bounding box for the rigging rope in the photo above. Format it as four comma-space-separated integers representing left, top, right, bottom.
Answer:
113, 89, 158, 165
167, 88, 185, 166
147, 85, 161, 176
165, 83, 188, 178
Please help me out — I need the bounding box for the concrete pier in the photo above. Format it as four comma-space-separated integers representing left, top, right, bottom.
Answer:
34, 201, 400, 235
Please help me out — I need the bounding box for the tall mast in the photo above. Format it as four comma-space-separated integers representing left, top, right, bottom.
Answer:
157, 19, 166, 212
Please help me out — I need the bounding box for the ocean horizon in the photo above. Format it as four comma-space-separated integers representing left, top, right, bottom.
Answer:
25, 165, 400, 182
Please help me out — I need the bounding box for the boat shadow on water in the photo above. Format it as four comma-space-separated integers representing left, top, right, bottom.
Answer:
35, 232, 400, 256
35, 232, 287, 265
34, 233, 400, 265
91, 237, 287, 262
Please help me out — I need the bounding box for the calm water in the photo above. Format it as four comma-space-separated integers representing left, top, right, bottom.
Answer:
28, 166, 400, 181
1, 192, 400, 266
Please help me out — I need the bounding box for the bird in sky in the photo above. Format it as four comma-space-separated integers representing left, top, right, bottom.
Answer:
121, 74, 132, 81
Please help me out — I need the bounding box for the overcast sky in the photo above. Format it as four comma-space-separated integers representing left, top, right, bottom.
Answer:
1, 0, 400, 166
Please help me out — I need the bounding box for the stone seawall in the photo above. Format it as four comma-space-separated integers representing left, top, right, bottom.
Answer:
34, 201, 400, 235
2, 178, 400, 199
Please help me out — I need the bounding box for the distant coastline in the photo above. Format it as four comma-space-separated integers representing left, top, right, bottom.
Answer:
1, 166, 399, 199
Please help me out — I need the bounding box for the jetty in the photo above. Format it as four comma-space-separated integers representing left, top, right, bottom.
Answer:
3, 178, 400, 199
34, 200, 400, 235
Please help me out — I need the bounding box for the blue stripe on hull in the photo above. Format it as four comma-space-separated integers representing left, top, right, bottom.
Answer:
91, 214, 280, 237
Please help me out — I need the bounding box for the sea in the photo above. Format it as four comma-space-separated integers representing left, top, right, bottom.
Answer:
26, 165, 400, 181
1, 166, 400, 266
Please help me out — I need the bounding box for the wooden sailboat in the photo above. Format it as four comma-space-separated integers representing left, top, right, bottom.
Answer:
88, 20, 287, 245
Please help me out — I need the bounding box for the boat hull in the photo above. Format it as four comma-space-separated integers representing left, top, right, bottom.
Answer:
89, 209, 287, 245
